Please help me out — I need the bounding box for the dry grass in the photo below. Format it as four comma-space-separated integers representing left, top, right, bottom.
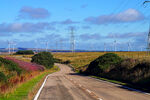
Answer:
53, 52, 150, 70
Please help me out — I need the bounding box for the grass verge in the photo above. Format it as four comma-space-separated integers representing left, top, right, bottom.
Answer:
90, 76, 150, 93
0, 66, 60, 100
90, 76, 127, 85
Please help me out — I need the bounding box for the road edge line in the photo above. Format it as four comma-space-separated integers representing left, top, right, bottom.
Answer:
88, 76, 150, 96
33, 74, 51, 100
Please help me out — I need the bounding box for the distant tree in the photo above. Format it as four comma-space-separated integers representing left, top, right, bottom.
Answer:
15, 50, 34, 55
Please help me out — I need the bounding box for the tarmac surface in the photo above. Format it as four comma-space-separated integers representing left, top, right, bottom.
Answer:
38, 63, 150, 100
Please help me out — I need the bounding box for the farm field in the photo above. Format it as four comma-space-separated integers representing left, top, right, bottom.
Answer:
53, 51, 150, 71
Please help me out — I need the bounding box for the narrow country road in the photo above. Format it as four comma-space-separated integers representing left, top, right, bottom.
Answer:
38, 63, 150, 100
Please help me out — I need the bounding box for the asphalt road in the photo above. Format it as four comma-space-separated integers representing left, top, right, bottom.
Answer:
38, 63, 150, 100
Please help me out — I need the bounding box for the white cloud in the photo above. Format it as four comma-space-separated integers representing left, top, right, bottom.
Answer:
84, 8, 145, 24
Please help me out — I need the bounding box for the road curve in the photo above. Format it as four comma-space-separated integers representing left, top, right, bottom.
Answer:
38, 63, 150, 100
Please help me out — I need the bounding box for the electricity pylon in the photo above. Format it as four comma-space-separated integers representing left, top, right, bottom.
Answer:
70, 27, 75, 53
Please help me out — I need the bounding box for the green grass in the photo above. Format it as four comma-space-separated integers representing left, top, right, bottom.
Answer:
91, 76, 127, 86
90, 76, 150, 93
0, 66, 59, 100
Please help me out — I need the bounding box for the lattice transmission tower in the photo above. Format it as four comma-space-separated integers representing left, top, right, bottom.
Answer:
70, 27, 75, 52
147, 25, 150, 55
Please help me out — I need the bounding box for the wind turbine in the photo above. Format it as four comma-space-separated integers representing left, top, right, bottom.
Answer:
128, 42, 131, 52
40, 40, 49, 52
104, 43, 106, 52
7, 40, 14, 54
113, 35, 117, 52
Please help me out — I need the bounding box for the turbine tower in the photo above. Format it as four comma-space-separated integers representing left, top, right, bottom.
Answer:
7, 41, 11, 54
12, 42, 16, 53
104, 43, 106, 52
70, 27, 75, 52
45, 41, 49, 52
40, 41, 49, 52
114, 40, 117, 52
7, 41, 14, 54
128, 42, 131, 52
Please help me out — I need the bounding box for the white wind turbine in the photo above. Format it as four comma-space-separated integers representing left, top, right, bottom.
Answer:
40, 40, 49, 52
7, 40, 14, 54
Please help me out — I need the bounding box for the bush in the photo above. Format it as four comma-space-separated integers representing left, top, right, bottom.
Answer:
31, 52, 54, 69
86, 53, 122, 75
129, 61, 150, 83
0, 72, 7, 82
62, 60, 71, 64
120, 58, 138, 69
15, 50, 34, 55
54, 58, 63, 63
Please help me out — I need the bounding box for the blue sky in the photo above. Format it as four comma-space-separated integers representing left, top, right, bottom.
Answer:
0, 0, 150, 51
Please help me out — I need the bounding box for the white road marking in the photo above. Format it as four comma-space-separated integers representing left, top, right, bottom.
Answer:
86, 89, 92, 93
88, 76, 150, 96
98, 98, 103, 100
79, 84, 82, 87
65, 76, 103, 100
33, 74, 51, 100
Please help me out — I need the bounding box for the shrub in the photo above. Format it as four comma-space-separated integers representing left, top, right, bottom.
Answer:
62, 60, 71, 64
31, 52, 54, 69
54, 58, 63, 63
15, 50, 34, 55
86, 53, 122, 75
0, 72, 7, 82
120, 58, 139, 69
129, 61, 150, 83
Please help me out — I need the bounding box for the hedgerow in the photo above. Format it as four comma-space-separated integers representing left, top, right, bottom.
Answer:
15, 50, 34, 55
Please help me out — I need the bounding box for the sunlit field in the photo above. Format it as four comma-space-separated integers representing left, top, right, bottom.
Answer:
53, 51, 150, 70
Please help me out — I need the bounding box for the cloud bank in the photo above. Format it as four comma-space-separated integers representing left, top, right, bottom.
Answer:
84, 9, 145, 24
0, 22, 55, 33
18, 6, 50, 19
